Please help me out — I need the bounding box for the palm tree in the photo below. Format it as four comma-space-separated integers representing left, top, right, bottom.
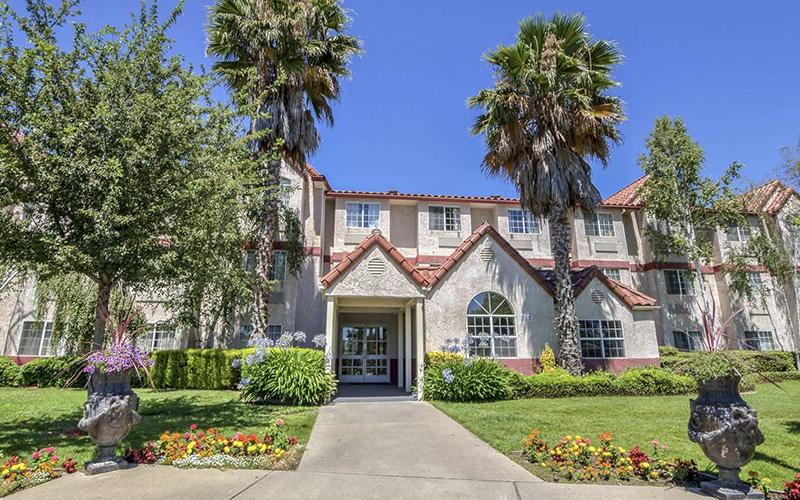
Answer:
469, 13, 624, 374
207, 0, 361, 338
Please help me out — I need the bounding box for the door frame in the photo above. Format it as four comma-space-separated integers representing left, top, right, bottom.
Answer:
338, 323, 391, 384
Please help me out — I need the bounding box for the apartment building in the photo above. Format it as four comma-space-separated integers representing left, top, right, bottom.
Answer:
2, 164, 798, 392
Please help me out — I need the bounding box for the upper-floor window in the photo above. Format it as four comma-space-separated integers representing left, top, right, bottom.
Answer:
664, 270, 694, 296
270, 250, 287, 281
240, 323, 282, 348
429, 206, 461, 231
744, 330, 775, 351
18, 321, 53, 356
138, 323, 176, 351
602, 268, 621, 281
466, 292, 517, 357
749, 272, 765, 295
346, 202, 380, 229
673, 330, 703, 351
508, 209, 541, 235
585, 212, 614, 237
726, 224, 749, 242
578, 320, 625, 358
280, 178, 292, 206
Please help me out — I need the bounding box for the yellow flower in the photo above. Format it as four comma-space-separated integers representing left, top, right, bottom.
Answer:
618, 447, 626, 453
641, 462, 650, 469
223, 446, 230, 454
650, 471, 659, 478
259, 444, 267, 453
234, 441, 244, 448
2, 468, 8, 476
626, 465, 634, 472
247, 445, 257, 454
588, 446, 596, 453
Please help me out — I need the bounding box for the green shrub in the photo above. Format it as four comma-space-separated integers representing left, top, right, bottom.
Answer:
612, 368, 695, 396
19, 356, 86, 387
423, 358, 514, 402
424, 351, 463, 368
240, 347, 336, 405
148, 348, 250, 390
661, 350, 796, 376
659, 346, 680, 357
511, 367, 695, 399
0, 357, 22, 386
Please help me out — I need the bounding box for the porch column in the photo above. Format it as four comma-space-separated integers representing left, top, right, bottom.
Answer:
404, 304, 412, 392
415, 298, 425, 400
397, 310, 404, 388
325, 296, 336, 372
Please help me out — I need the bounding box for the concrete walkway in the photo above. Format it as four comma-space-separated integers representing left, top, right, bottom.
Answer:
12, 400, 708, 499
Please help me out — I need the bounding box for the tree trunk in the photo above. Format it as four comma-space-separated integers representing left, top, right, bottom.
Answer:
92, 277, 112, 351
549, 206, 584, 375
252, 146, 281, 339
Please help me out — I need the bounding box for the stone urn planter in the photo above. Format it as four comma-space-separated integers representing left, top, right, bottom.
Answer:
78, 368, 141, 474
688, 375, 765, 499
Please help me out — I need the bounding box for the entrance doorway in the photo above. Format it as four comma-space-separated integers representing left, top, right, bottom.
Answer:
339, 325, 390, 383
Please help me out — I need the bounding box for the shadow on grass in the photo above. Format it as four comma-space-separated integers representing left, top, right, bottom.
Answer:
0, 393, 316, 461
785, 420, 800, 434
753, 450, 800, 474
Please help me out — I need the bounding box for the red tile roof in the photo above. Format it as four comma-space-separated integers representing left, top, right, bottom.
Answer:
326, 190, 520, 205
600, 175, 649, 208
305, 164, 332, 190
740, 180, 796, 215
319, 230, 429, 289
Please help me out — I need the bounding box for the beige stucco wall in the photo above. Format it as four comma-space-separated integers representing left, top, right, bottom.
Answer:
389, 203, 418, 256
332, 198, 391, 253
573, 208, 632, 263
327, 245, 424, 298
495, 205, 553, 261
416, 202, 472, 256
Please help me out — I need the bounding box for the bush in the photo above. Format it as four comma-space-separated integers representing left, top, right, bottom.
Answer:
423, 358, 514, 402
539, 344, 556, 372
661, 350, 796, 376
658, 346, 680, 357
240, 347, 336, 405
612, 368, 696, 396
0, 357, 22, 386
148, 349, 250, 390
19, 356, 86, 387
424, 351, 463, 368
511, 367, 695, 399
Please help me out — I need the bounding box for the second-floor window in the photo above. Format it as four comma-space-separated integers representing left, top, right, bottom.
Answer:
18, 321, 53, 356
664, 270, 694, 296
280, 178, 292, 207
346, 202, 380, 229
138, 323, 176, 351
585, 212, 614, 237
744, 330, 775, 351
726, 224, 749, 242
602, 268, 621, 281
270, 250, 287, 281
749, 272, 765, 295
508, 209, 540, 234
429, 206, 461, 231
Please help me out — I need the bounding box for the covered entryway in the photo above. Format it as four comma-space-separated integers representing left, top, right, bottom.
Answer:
339, 325, 390, 383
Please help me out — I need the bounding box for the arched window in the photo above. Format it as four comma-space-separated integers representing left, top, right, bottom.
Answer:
466, 292, 517, 357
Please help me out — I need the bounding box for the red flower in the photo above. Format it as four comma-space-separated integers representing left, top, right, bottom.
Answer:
275, 418, 285, 427
190, 424, 198, 431
183, 432, 191, 439
288, 436, 298, 446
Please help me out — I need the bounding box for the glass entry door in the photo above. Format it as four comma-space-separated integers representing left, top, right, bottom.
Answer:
339, 326, 390, 383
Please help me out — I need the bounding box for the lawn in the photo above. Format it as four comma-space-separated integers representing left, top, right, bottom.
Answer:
432, 381, 800, 483
0, 388, 318, 465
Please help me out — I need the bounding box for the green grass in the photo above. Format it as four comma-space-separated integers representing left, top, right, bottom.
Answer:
0, 388, 318, 465
432, 381, 800, 483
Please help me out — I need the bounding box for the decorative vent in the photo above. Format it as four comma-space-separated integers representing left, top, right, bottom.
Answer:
591, 290, 605, 303
480, 247, 495, 262
367, 257, 386, 276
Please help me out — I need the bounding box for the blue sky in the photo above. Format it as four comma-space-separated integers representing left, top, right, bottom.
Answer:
10, 0, 800, 198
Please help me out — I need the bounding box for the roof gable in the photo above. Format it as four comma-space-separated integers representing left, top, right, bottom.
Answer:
600, 175, 648, 208
740, 180, 797, 215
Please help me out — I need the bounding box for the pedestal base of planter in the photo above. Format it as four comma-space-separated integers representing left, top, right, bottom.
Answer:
85, 458, 131, 475
700, 479, 765, 500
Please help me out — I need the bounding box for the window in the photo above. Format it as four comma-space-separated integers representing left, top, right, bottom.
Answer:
243, 250, 257, 273
466, 292, 517, 357
507, 209, 541, 234
585, 213, 614, 237
346, 202, 380, 228
240, 324, 282, 347
429, 206, 461, 231
749, 272, 765, 295
664, 270, 694, 296
744, 331, 776, 351
578, 320, 625, 358
269, 250, 287, 281
602, 268, 621, 281
17, 321, 53, 356
280, 178, 292, 206
726, 224, 749, 242
138, 323, 176, 351
673, 330, 703, 351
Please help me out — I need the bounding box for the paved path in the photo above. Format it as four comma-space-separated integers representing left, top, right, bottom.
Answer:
12, 400, 708, 499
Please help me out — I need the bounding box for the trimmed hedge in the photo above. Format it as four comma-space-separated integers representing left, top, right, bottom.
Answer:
661, 350, 797, 374
148, 349, 251, 390
510, 368, 697, 399
19, 356, 86, 387
0, 356, 22, 386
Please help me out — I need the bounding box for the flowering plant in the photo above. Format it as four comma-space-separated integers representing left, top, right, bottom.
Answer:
1, 447, 77, 495
786, 473, 800, 500
523, 431, 698, 483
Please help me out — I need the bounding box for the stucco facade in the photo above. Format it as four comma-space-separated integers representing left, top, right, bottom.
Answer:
2, 165, 799, 387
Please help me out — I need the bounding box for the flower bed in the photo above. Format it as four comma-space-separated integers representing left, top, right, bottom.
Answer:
124, 418, 302, 470
522, 430, 700, 484
1, 448, 77, 497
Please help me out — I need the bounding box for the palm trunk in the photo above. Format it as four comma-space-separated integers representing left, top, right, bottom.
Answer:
92, 277, 112, 351
549, 206, 584, 375
252, 139, 281, 339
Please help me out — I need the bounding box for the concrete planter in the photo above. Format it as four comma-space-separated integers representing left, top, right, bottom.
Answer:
78, 369, 141, 474
688, 375, 765, 499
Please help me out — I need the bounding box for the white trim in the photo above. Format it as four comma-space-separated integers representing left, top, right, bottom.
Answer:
585, 212, 615, 237
465, 291, 518, 358
578, 319, 625, 359
345, 202, 380, 229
